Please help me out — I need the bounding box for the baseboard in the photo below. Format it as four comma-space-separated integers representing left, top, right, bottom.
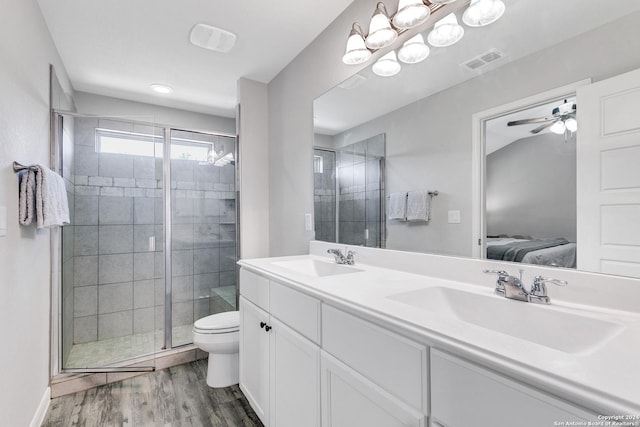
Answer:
29, 387, 50, 427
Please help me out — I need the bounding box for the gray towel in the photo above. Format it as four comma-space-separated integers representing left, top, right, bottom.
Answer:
18, 165, 70, 228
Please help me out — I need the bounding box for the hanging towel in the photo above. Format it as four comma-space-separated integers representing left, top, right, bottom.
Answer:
406, 190, 430, 222
388, 192, 407, 220
19, 165, 70, 228
18, 170, 36, 226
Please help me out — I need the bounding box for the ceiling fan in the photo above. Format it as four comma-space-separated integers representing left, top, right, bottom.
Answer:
507, 100, 577, 134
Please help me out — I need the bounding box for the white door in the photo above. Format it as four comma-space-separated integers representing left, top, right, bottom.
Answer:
577, 68, 640, 277
239, 297, 270, 425
269, 318, 320, 427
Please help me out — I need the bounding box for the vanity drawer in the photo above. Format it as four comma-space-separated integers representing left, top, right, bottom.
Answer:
240, 269, 270, 311
322, 304, 428, 412
430, 349, 597, 427
270, 280, 321, 344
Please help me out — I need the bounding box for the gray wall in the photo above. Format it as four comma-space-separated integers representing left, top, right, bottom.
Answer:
320, 12, 640, 257
0, 0, 73, 424
486, 132, 577, 242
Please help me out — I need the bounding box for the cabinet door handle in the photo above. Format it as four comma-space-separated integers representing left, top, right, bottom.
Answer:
264, 325, 272, 332
260, 321, 266, 329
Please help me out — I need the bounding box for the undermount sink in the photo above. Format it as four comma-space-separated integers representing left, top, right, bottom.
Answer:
272, 258, 363, 278
387, 287, 624, 354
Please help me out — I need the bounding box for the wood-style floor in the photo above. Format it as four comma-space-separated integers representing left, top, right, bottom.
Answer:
42, 360, 264, 427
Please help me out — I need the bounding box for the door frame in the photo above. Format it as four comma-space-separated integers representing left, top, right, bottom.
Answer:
470, 79, 591, 258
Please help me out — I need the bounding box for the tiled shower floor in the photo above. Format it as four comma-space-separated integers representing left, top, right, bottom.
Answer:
65, 325, 193, 368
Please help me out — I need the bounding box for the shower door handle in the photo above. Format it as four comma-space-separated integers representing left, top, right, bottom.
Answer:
148, 236, 156, 252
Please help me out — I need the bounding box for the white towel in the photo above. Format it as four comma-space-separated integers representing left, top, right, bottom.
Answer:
19, 165, 70, 228
406, 190, 430, 222
388, 192, 407, 220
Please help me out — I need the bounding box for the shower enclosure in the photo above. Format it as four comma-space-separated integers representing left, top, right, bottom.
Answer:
313, 133, 385, 247
57, 113, 238, 371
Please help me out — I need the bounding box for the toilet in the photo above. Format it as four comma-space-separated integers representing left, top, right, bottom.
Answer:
192, 310, 240, 388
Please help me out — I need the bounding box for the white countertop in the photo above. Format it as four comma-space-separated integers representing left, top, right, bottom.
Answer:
239, 251, 640, 417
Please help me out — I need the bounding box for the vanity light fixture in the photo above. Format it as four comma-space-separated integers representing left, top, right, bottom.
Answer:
365, 2, 398, 50
342, 23, 372, 65
342, 0, 507, 78
150, 84, 173, 94
462, 0, 506, 27
372, 50, 402, 77
427, 13, 465, 47
392, 0, 431, 29
398, 34, 430, 64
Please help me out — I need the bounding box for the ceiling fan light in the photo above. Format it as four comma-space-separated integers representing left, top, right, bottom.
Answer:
392, 0, 430, 29
565, 118, 578, 132
365, 2, 398, 49
427, 13, 464, 47
398, 34, 430, 64
462, 0, 505, 27
550, 120, 567, 135
342, 23, 372, 65
372, 50, 401, 77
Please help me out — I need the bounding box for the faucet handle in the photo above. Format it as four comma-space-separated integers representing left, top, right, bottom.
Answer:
529, 276, 567, 304
483, 269, 509, 278
531, 275, 567, 294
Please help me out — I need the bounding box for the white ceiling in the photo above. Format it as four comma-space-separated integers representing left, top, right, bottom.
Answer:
314, 0, 640, 136
37, 0, 354, 117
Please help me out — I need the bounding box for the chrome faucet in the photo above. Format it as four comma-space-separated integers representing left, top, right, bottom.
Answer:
327, 248, 356, 265
483, 270, 567, 304
529, 275, 568, 304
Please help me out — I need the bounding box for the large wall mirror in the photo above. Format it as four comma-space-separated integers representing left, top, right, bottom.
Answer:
313, 0, 640, 279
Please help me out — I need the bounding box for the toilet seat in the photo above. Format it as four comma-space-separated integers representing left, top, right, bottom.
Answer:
193, 311, 239, 334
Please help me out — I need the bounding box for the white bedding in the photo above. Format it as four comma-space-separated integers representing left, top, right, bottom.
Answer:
486, 238, 577, 268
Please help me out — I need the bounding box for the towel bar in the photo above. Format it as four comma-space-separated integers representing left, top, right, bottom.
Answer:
12, 161, 39, 173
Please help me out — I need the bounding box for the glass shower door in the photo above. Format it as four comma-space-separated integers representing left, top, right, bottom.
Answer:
169, 130, 237, 347
60, 114, 162, 371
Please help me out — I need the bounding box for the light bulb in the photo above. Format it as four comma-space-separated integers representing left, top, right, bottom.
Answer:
427, 14, 464, 47
393, 0, 430, 29
550, 120, 566, 135
342, 23, 372, 65
366, 3, 398, 49
372, 51, 401, 77
565, 118, 577, 132
398, 34, 430, 64
462, 0, 506, 27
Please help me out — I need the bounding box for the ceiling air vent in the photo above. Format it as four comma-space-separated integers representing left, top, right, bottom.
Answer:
338, 74, 367, 90
190, 24, 236, 53
462, 49, 504, 71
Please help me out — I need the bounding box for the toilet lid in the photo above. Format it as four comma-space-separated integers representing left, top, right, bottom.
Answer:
193, 311, 239, 333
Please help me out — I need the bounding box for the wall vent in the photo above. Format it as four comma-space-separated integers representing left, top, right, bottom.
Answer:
462, 49, 504, 71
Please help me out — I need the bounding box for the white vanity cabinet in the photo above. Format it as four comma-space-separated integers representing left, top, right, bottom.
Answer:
239, 269, 321, 427
430, 349, 597, 427
321, 304, 428, 427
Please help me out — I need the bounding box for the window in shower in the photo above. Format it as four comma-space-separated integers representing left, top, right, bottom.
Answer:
59, 114, 237, 371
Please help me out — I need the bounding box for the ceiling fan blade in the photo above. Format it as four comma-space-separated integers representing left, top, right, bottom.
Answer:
530, 121, 555, 134
507, 117, 552, 126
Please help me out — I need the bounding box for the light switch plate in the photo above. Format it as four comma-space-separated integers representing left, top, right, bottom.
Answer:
448, 210, 461, 224
305, 213, 313, 231
0, 206, 6, 236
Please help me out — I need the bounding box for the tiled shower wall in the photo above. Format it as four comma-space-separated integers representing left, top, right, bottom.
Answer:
313, 149, 336, 243
337, 135, 384, 248
69, 117, 236, 349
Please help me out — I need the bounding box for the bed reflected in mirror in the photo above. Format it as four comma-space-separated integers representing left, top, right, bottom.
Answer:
484, 97, 577, 268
